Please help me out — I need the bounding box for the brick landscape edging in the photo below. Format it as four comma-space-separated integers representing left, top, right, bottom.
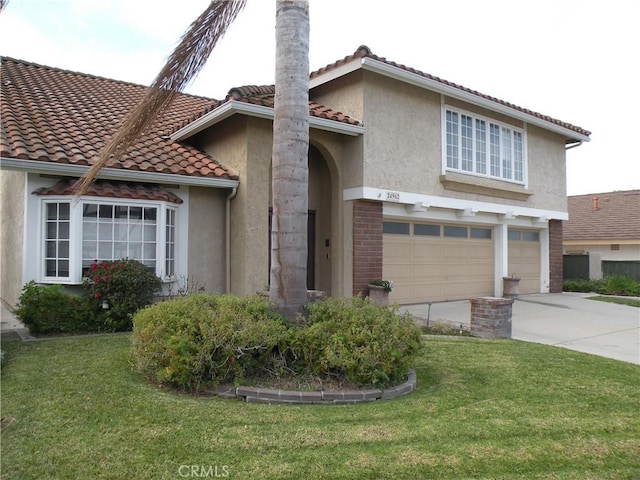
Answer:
205, 370, 416, 405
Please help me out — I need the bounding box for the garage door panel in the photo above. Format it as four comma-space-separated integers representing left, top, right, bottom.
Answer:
469, 244, 493, 259
384, 265, 413, 282
508, 235, 541, 295
384, 238, 412, 261
385, 223, 493, 303
412, 244, 442, 260
412, 268, 443, 283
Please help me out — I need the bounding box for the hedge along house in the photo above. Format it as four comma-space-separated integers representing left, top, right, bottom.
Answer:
0, 47, 590, 308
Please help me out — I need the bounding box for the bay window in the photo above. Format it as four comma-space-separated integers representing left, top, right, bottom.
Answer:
445, 106, 526, 184
40, 198, 177, 283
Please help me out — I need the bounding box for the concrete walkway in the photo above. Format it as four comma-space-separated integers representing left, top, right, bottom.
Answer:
1, 300, 34, 340
401, 293, 640, 365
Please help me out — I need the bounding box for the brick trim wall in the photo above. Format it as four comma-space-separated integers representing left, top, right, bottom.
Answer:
352, 200, 383, 296
549, 219, 563, 293
470, 297, 513, 338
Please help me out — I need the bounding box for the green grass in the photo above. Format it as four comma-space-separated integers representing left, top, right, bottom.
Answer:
1, 335, 639, 479
588, 295, 640, 308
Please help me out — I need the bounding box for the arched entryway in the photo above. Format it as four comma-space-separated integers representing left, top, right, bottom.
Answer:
308, 144, 332, 292
268, 144, 334, 293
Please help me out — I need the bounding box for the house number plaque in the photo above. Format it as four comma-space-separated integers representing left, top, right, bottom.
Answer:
385, 191, 401, 201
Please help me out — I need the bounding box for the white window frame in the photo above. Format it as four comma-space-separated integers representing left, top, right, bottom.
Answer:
39, 196, 178, 284
443, 105, 527, 185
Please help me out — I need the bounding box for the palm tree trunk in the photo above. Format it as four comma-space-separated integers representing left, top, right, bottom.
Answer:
269, 0, 310, 320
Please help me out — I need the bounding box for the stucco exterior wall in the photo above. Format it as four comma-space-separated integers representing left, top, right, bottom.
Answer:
197, 116, 271, 295
563, 243, 640, 262
196, 112, 355, 299
525, 125, 568, 212
361, 72, 441, 194
310, 72, 365, 189
187, 186, 227, 294
354, 71, 569, 213
0, 170, 25, 308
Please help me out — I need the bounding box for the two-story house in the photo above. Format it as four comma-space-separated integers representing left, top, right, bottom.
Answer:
0, 47, 590, 308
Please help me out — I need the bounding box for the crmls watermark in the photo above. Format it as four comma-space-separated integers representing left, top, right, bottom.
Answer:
178, 465, 230, 478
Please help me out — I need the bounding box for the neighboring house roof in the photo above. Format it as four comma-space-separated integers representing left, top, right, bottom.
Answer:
311, 46, 591, 142
564, 190, 640, 241
0, 57, 237, 180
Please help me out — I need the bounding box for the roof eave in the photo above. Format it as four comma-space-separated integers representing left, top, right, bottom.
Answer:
0, 157, 239, 188
310, 56, 590, 144
171, 100, 365, 142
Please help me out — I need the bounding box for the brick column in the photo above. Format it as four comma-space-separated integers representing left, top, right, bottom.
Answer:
352, 200, 383, 297
470, 297, 513, 338
549, 220, 563, 293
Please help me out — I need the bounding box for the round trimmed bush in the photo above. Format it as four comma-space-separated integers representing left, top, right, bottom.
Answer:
131, 294, 424, 393
295, 296, 424, 387
131, 294, 290, 392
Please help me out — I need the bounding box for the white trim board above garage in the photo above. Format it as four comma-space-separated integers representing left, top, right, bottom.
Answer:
343, 187, 567, 222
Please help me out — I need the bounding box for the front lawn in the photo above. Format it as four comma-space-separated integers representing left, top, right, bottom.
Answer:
1, 334, 638, 479
588, 295, 640, 308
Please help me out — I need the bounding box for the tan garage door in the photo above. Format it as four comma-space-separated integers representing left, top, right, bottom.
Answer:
383, 222, 494, 304
508, 229, 541, 294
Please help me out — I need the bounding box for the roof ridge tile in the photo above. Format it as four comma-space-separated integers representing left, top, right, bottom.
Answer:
310, 46, 590, 138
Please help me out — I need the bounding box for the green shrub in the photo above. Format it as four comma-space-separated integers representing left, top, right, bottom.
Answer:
131, 294, 290, 392
563, 278, 601, 293
295, 296, 424, 388
131, 294, 424, 392
602, 275, 640, 296
15, 281, 98, 334
83, 260, 161, 331
563, 276, 640, 296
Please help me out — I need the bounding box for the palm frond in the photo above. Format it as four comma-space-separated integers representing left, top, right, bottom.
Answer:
74, 0, 247, 197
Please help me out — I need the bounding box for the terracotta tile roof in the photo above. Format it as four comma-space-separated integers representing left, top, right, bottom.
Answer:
0, 57, 238, 180
311, 46, 591, 140
222, 84, 363, 127
564, 190, 640, 241
33, 178, 184, 204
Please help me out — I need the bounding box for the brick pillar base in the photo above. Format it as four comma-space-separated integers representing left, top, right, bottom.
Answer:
549, 219, 563, 293
470, 297, 513, 338
352, 200, 383, 297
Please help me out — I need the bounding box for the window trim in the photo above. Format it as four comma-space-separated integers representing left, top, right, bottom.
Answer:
443, 105, 527, 186
39, 196, 178, 284
41, 200, 77, 283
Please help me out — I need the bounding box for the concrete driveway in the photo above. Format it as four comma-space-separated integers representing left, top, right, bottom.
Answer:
401, 293, 640, 365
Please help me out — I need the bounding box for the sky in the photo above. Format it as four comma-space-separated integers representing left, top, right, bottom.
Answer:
1, 0, 639, 196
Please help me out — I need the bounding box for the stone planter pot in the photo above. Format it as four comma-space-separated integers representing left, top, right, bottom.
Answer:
306, 290, 327, 303
503, 277, 521, 299
368, 284, 390, 305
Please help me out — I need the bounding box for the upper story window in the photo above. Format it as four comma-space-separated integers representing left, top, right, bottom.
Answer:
445, 107, 526, 184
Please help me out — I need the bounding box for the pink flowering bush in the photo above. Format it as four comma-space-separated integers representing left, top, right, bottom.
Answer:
83, 259, 161, 331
